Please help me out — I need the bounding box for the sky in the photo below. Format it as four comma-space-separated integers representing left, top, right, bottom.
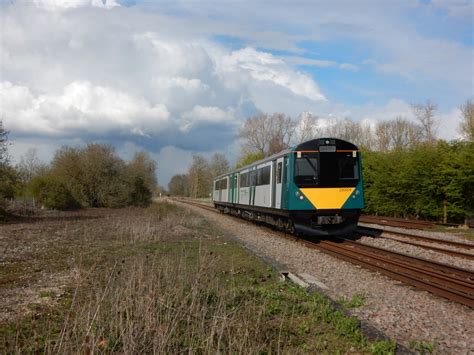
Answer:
0, 0, 473, 186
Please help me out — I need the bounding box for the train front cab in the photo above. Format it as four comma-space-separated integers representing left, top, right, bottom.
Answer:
287, 138, 365, 236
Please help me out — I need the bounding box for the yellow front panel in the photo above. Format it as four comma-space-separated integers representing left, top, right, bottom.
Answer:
300, 188, 355, 209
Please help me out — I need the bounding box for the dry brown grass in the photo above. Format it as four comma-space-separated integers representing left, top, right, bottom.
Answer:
0, 200, 395, 354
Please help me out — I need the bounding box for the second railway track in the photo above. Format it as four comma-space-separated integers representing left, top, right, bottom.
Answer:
174, 198, 474, 308
357, 225, 474, 261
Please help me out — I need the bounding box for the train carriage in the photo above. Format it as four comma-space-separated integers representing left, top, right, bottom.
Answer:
213, 138, 364, 236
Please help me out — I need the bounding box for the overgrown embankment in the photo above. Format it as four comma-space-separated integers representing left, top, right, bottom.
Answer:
1, 201, 394, 353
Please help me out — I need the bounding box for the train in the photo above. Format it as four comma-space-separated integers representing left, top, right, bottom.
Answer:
212, 138, 364, 236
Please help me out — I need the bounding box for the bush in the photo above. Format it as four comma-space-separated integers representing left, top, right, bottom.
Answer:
0, 164, 17, 200
362, 141, 474, 223
29, 175, 80, 210
48, 145, 157, 208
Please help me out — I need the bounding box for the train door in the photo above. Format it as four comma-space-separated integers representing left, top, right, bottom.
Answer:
234, 174, 238, 203
275, 157, 283, 208
222, 177, 228, 203
218, 180, 222, 202
236, 173, 240, 204
250, 167, 256, 206
230, 174, 237, 203
281, 156, 289, 209
271, 160, 276, 208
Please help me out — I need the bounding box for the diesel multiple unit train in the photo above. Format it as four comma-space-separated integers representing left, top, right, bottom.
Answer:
212, 138, 364, 236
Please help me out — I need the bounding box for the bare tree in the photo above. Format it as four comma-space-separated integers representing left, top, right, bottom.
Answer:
0, 120, 16, 207
239, 113, 269, 155
356, 121, 376, 151
17, 148, 46, 184
188, 155, 212, 199
0, 120, 9, 165
239, 113, 296, 157
267, 113, 296, 155
321, 117, 375, 150
459, 99, 474, 141
168, 174, 189, 196
294, 112, 319, 144
209, 153, 230, 178
374, 121, 392, 152
375, 117, 422, 151
412, 100, 438, 142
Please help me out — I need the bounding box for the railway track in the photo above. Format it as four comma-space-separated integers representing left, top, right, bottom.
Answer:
359, 215, 434, 229
357, 226, 474, 261
360, 215, 473, 230
173, 199, 474, 308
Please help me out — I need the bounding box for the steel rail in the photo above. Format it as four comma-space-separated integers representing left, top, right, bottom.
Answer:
357, 225, 474, 256
326, 239, 474, 291
302, 239, 474, 308
360, 215, 433, 225
360, 215, 473, 230
174, 198, 474, 308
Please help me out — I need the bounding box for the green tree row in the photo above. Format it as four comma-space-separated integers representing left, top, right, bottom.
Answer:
363, 141, 474, 224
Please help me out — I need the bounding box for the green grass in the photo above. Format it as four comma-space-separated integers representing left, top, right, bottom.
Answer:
0, 201, 396, 354
338, 293, 366, 309
409, 340, 436, 354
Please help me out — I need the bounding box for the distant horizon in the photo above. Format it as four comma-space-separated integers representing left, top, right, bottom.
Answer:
1, 0, 472, 186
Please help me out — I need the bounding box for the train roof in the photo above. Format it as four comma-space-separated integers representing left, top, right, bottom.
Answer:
213, 138, 359, 180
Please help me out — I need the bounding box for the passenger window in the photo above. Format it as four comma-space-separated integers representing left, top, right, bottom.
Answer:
240, 173, 248, 188
257, 166, 270, 186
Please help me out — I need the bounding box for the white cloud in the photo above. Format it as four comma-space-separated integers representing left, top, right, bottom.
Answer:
0, 4, 327, 144
282, 57, 359, 72
339, 63, 359, 71
217, 48, 326, 102
30, 0, 120, 10
180, 105, 235, 133
9, 136, 86, 165
0, 81, 170, 136
425, 0, 473, 19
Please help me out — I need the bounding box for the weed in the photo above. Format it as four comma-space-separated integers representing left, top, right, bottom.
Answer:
339, 293, 366, 308
39, 290, 56, 298
409, 340, 436, 354
370, 339, 397, 354
0, 201, 393, 353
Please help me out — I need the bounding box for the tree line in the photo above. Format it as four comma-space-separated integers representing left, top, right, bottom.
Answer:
0, 123, 157, 213
169, 99, 473, 224
238, 100, 473, 160
168, 154, 230, 198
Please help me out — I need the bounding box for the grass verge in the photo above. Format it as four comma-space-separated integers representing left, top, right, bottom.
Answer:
1, 200, 395, 353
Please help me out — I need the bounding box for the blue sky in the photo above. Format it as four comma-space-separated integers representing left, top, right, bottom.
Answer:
0, 0, 472, 186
